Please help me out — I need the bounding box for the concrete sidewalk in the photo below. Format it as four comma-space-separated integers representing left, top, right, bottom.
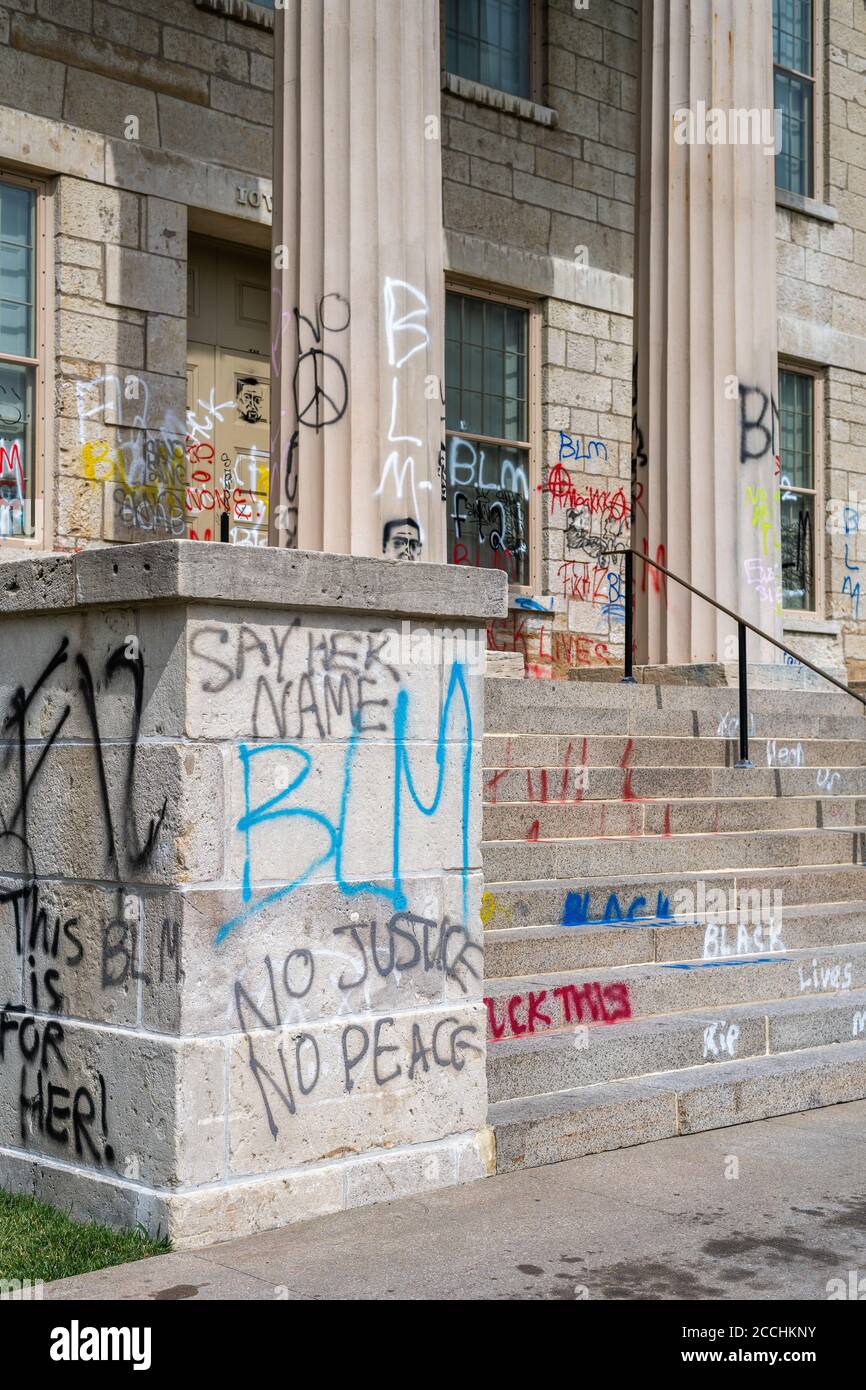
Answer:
45, 1103, 866, 1301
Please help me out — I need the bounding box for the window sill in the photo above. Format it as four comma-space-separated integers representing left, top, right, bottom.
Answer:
782, 614, 837, 634
775, 187, 838, 224
194, 0, 274, 29
441, 72, 557, 128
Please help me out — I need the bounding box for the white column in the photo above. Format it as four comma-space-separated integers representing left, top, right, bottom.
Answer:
633, 0, 781, 664
270, 0, 446, 563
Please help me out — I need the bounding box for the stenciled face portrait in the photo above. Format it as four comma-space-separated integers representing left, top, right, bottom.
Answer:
236, 378, 266, 425
383, 518, 422, 561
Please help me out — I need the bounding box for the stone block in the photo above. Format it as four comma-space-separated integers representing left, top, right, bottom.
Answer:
144, 197, 187, 259
226, 1000, 487, 1176
63, 66, 160, 144
105, 245, 186, 316
157, 94, 269, 177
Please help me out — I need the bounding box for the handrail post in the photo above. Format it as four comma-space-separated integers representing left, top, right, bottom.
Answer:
621, 548, 636, 684
736, 621, 752, 768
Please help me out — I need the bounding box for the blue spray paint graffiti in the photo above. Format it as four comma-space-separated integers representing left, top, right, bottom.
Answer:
661, 957, 790, 969
843, 507, 861, 619
216, 662, 473, 944
562, 889, 672, 928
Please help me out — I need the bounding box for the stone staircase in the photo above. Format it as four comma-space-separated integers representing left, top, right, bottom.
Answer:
482, 675, 866, 1173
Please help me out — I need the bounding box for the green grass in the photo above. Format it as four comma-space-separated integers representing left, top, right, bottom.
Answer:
0, 1190, 170, 1284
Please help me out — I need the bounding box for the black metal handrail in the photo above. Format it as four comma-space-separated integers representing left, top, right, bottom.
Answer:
602, 546, 866, 769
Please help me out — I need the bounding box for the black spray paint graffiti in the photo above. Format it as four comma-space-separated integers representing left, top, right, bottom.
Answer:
271, 291, 351, 549
0, 637, 167, 879
293, 294, 351, 432
738, 384, 779, 464
382, 516, 422, 562
233, 911, 483, 1139
0, 637, 172, 1170
631, 355, 647, 472
189, 620, 401, 741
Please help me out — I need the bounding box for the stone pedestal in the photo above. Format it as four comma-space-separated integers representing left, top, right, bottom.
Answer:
633, 0, 781, 664
0, 542, 504, 1246
270, 0, 447, 563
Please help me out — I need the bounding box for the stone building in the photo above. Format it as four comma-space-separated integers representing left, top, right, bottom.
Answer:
1, 0, 863, 673
1, 1, 866, 1246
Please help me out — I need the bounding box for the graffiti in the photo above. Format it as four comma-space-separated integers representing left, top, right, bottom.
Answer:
765, 739, 804, 768
485, 978, 632, 1041
717, 710, 756, 739
0, 637, 174, 1172
744, 557, 779, 606
817, 768, 841, 794
703, 920, 785, 957
214, 660, 473, 943
189, 620, 400, 740
556, 432, 609, 465
744, 556, 779, 602
236, 377, 267, 425
293, 293, 350, 431
76, 375, 268, 545
237, 993, 481, 1140
447, 436, 528, 582
382, 517, 422, 562
376, 279, 434, 546
797, 959, 852, 993
738, 384, 779, 464
703, 1021, 740, 1059
631, 355, 647, 470
112, 485, 185, 537
450, 485, 525, 575
0, 438, 26, 537
562, 889, 672, 927
842, 508, 861, 619
746, 485, 779, 556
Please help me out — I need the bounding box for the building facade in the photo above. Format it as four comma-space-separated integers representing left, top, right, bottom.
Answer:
1, 0, 865, 675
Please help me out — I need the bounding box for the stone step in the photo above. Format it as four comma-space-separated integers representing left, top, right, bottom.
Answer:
482, 733, 866, 769
484, 677, 862, 732
483, 943, 866, 1044
487, 990, 866, 1103
484, 708, 866, 740
483, 763, 866, 803
489, 1039, 866, 1173
483, 795, 866, 841
483, 901, 866, 977
481, 865, 866, 927
482, 828, 866, 883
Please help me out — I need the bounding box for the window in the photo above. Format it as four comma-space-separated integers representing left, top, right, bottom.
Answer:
779, 367, 816, 611
445, 288, 532, 585
445, 0, 531, 99
773, 0, 814, 197
0, 176, 39, 541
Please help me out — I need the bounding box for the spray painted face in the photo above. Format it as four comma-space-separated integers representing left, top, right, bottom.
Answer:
236, 380, 265, 424
383, 518, 422, 561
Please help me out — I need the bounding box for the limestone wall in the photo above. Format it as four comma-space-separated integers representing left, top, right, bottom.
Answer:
0, 542, 504, 1245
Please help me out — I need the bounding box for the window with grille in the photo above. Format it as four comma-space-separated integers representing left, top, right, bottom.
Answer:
445, 288, 531, 585
445, 0, 531, 99
0, 177, 38, 540
773, 0, 814, 197
779, 367, 816, 611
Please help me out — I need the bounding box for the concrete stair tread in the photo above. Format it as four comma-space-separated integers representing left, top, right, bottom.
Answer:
488, 1039, 866, 1127
483, 826, 863, 845
484, 940, 866, 998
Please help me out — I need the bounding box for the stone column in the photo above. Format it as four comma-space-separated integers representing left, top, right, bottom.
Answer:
632, 0, 781, 665
270, 0, 447, 565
